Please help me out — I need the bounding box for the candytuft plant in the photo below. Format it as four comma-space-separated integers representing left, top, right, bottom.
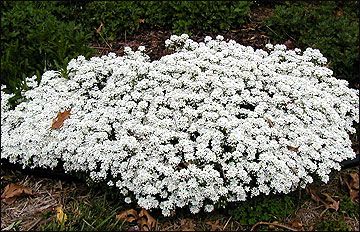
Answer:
1, 34, 359, 216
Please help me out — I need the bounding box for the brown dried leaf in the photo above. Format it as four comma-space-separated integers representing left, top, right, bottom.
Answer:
306, 187, 322, 203
138, 209, 157, 231
287, 145, 299, 152
349, 189, 359, 203
344, 172, 359, 202
138, 19, 145, 24
137, 217, 150, 231
322, 193, 339, 211
1, 183, 33, 204
51, 109, 71, 129
289, 219, 303, 229
349, 172, 359, 190
206, 219, 222, 231
116, 209, 138, 223
177, 161, 192, 170
179, 218, 196, 231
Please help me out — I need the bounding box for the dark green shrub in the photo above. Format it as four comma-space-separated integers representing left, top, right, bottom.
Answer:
264, 1, 359, 84
1, 1, 94, 100
77, 1, 251, 41
229, 194, 296, 225
166, 1, 251, 34
77, 1, 143, 42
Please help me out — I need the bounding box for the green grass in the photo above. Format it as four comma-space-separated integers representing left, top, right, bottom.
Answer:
316, 217, 351, 231
40, 191, 126, 231
229, 193, 299, 225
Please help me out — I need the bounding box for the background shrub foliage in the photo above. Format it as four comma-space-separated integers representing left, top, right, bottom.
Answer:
75, 1, 251, 41
265, 1, 359, 84
1, 0, 358, 103
1, 1, 94, 104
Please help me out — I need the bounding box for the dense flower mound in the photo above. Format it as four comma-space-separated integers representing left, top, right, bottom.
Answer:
1, 34, 359, 215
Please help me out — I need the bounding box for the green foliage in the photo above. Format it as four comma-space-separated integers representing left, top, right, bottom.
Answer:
77, 1, 251, 40
340, 195, 359, 218
1, 1, 94, 98
77, 1, 143, 42
229, 194, 296, 225
165, 1, 251, 34
315, 218, 350, 231
265, 1, 359, 84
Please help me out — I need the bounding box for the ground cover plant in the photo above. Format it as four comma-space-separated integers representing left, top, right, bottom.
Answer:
2, 34, 359, 217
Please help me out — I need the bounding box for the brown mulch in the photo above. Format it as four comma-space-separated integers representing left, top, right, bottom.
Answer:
90, 5, 275, 60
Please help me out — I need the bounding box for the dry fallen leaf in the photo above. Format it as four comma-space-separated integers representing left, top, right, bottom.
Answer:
116, 208, 156, 231
349, 173, 359, 189
137, 217, 150, 231
306, 187, 322, 203
287, 145, 299, 153
51, 109, 71, 129
289, 219, 303, 229
138, 209, 157, 231
56, 205, 67, 224
344, 172, 359, 202
138, 19, 145, 24
206, 219, 223, 231
116, 209, 138, 223
306, 187, 340, 211
1, 183, 33, 204
322, 193, 340, 211
179, 218, 196, 231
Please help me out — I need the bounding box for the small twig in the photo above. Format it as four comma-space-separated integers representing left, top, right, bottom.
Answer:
251, 221, 298, 231
320, 208, 328, 217
27, 218, 42, 231
98, 32, 112, 50
89, 46, 112, 50
223, 216, 232, 231
82, 219, 96, 230
284, 31, 296, 41
265, 25, 279, 38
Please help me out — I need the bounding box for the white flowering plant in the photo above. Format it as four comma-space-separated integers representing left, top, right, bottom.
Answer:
1, 34, 359, 216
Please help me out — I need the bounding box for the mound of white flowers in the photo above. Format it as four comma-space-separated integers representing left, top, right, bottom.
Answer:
1, 34, 359, 215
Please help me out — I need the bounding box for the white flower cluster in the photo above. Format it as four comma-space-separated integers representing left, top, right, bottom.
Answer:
1, 34, 359, 216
